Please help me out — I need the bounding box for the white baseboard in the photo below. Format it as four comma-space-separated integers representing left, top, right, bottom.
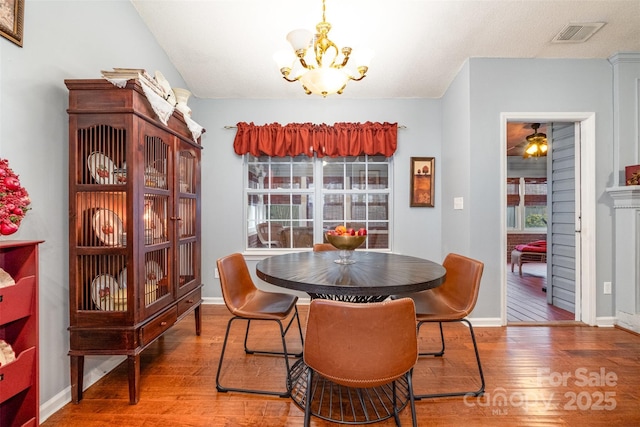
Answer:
615, 311, 640, 333
468, 317, 503, 327
40, 356, 126, 423
595, 316, 616, 327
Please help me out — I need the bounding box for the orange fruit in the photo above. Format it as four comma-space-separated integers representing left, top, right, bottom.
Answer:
335, 225, 347, 235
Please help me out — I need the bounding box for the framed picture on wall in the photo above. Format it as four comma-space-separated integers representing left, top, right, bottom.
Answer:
410, 157, 435, 207
0, 0, 25, 47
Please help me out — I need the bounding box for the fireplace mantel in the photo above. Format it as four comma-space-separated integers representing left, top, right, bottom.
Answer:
606, 186, 640, 333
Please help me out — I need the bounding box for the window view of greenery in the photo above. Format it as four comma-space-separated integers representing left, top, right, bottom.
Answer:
506, 177, 547, 231
246, 155, 391, 250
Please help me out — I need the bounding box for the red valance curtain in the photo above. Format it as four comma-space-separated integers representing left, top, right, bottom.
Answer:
233, 122, 398, 158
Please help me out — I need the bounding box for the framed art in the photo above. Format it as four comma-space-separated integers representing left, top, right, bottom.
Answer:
410, 157, 435, 207
0, 0, 25, 47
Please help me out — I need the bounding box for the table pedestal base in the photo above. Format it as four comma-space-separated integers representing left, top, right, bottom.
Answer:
289, 359, 410, 425
308, 293, 389, 303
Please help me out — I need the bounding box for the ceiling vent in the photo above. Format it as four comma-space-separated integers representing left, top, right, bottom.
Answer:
552, 22, 605, 43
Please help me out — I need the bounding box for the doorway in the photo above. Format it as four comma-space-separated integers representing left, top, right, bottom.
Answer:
500, 113, 597, 326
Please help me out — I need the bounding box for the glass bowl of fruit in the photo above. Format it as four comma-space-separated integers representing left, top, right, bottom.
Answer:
325, 226, 367, 264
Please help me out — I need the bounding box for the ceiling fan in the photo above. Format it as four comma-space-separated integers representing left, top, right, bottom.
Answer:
506, 123, 548, 157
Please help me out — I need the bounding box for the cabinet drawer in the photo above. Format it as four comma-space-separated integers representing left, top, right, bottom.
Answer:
140, 307, 177, 346
177, 288, 201, 318
0, 276, 35, 325
0, 346, 36, 404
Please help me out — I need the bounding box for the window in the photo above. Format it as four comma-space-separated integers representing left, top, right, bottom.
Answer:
246, 154, 391, 250
507, 177, 547, 231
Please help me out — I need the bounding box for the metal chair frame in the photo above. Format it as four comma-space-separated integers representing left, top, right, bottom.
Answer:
216, 307, 304, 397
394, 252, 485, 400
215, 253, 304, 397
414, 317, 485, 399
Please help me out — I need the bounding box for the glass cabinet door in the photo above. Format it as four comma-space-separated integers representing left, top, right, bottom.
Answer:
176, 145, 200, 297
74, 123, 128, 314
141, 125, 172, 315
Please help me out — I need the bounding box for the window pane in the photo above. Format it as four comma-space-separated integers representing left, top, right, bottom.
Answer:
368, 194, 388, 220
525, 206, 547, 228
323, 162, 344, 189
506, 206, 516, 228
368, 221, 389, 249
323, 194, 344, 221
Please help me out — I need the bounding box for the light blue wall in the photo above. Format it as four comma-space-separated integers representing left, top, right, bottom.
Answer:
0, 0, 187, 410
0, 0, 637, 420
443, 58, 616, 318
195, 98, 442, 298
441, 61, 472, 258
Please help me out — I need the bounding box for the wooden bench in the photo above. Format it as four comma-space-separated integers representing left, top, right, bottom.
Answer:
511, 249, 547, 276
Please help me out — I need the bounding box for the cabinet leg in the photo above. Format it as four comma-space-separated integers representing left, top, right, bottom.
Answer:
195, 304, 202, 336
127, 354, 140, 405
70, 355, 84, 403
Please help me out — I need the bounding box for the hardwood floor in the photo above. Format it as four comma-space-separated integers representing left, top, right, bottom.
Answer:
43, 304, 640, 426
507, 262, 574, 323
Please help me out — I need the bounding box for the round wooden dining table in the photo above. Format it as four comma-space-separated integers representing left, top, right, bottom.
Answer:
256, 250, 446, 302
256, 250, 446, 424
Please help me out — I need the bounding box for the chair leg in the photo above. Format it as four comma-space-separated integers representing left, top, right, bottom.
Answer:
304, 368, 313, 427
461, 318, 485, 396
417, 321, 445, 357
414, 319, 485, 400
407, 370, 418, 427
243, 307, 304, 358
392, 380, 401, 426
216, 316, 292, 397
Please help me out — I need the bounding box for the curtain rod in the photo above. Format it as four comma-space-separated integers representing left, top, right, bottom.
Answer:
224, 124, 407, 129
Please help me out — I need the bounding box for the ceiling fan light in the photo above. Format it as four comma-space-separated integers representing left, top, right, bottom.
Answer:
522, 123, 548, 158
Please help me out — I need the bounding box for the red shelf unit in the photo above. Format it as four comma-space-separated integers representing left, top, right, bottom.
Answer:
0, 240, 43, 427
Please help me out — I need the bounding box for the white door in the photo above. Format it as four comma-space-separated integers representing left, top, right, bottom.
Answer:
547, 122, 577, 313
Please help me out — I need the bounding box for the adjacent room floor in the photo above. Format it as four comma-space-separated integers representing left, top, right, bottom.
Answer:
507, 262, 574, 323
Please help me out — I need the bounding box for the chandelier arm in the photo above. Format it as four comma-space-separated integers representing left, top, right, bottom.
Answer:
338, 51, 351, 67
298, 57, 311, 69
348, 66, 368, 81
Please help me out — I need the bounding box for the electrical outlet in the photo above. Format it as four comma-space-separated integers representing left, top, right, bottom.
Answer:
215, 268, 219, 279
603, 281, 612, 294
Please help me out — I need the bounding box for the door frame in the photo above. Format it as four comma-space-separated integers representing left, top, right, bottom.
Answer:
500, 112, 596, 326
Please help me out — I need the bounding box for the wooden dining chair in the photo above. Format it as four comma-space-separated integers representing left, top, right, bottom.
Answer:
216, 253, 304, 397
302, 298, 418, 427
394, 252, 485, 399
312, 243, 337, 251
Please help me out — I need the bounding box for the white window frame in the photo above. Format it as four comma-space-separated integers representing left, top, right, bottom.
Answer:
243, 154, 393, 256
507, 177, 547, 233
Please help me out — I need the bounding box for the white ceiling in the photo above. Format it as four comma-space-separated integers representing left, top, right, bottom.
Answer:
131, 0, 640, 100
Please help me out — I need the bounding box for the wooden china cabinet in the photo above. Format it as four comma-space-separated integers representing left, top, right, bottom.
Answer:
65, 79, 203, 404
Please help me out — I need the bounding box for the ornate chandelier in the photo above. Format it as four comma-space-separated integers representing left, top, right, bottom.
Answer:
523, 123, 548, 158
274, 0, 373, 97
